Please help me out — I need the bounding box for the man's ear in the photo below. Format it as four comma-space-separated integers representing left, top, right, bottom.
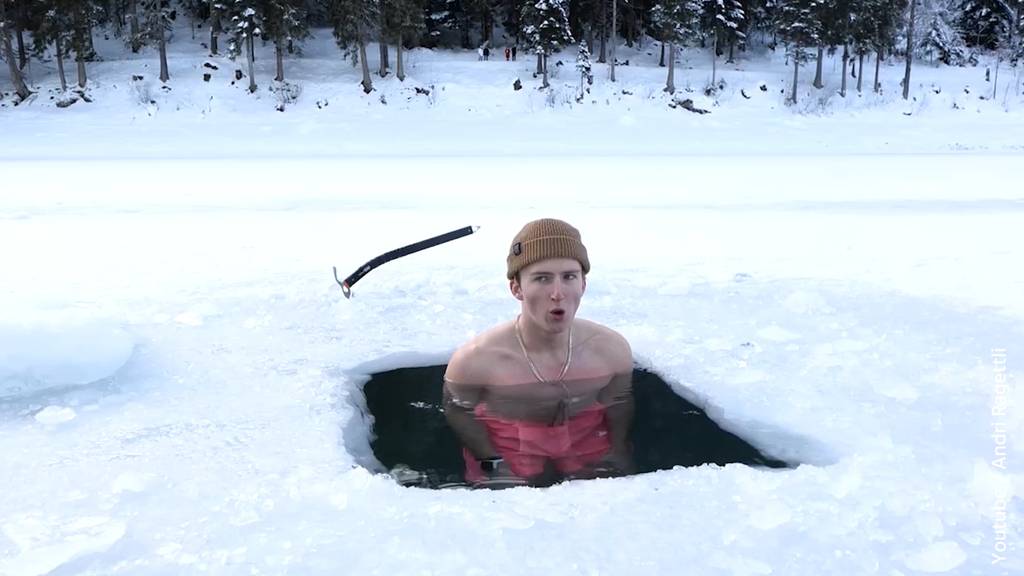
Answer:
510, 278, 524, 301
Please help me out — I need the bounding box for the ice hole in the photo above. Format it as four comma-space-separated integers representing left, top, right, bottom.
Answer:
361, 366, 794, 489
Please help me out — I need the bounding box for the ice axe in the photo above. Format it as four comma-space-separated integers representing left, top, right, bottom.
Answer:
334, 225, 479, 299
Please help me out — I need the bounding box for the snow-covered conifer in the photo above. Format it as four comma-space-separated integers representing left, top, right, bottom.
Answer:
521, 0, 574, 88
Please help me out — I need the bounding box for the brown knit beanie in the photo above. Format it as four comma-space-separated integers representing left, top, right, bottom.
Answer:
506, 219, 590, 280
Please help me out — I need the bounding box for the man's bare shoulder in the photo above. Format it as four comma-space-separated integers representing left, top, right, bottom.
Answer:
576, 319, 633, 372
444, 322, 516, 384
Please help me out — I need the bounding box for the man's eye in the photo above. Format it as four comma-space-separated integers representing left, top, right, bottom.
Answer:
564, 274, 577, 280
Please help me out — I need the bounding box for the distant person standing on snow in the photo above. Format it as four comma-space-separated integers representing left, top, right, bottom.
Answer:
444, 219, 635, 489
478, 47, 484, 61
505, 47, 511, 61
483, 47, 490, 61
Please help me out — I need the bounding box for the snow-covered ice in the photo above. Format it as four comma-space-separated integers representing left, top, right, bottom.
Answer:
2, 24, 1023, 576
1, 153, 1021, 574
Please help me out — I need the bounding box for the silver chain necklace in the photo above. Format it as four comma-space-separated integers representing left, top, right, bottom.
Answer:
514, 315, 573, 383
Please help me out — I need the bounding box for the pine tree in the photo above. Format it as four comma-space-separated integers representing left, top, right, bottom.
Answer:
260, 0, 309, 82
576, 39, 592, 99
870, 0, 902, 92
29, 0, 75, 91
850, 0, 877, 92
1, 0, 32, 99
328, 0, 378, 93
67, 0, 95, 88
221, 0, 263, 92
704, 0, 745, 69
521, 0, 574, 88
653, 0, 701, 93
381, 0, 423, 81
959, 0, 1010, 49
136, 0, 175, 82
917, 0, 967, 64
776, 0, 821, 103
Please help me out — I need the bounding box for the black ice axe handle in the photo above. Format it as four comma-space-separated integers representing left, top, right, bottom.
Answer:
334, 225, 479, 299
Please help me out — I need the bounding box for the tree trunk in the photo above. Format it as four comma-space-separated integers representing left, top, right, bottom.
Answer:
610, 0, 616, 81
85, 19, 95, 58
159, 21, 170, 82
659, 41, 665, 67
840, 45, 848, 97
542, 53, 549, 88
902, 0, 915, 100
598, 0, 606, 63
813, 44, 824, 88
992, 57, 1000, 100
378, 42, 388, 77
113, 0, 124, 37
56, 38, 67, 92
246, 34, 256, 92
536, 53, 543, 75
874, 50, 882, 93
15, 24, 26, 69
857, 52, 864, 93
77, 52, 87, 88
275, 38, 284, 82
790, 48, 799, 104
209, 1, 220, 55
396, 39, 405, 81
587, 23, 594, 56
129, 0, 140, 53
664, 42, 675, 93
2, 24, 31, 99
711, 29, 717, 85
359, 40, 373, 93
727, 38, 735, 64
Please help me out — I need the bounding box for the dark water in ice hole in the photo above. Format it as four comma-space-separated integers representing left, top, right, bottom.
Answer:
362, 366, 793, 488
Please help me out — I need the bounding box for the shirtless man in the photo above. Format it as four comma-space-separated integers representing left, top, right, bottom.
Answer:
443, 218, 635, 487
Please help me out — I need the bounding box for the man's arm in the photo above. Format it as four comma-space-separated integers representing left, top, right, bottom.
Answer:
596, 331, 636, 473
599, 371, 635, 452
442, 379, 500, 460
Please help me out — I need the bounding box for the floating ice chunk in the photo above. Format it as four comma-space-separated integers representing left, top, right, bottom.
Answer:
0, 322, 134, 398
902, 540, 967, 573
34, 406, 76, 425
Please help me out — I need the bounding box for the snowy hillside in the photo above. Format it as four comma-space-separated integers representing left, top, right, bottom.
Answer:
3, 16, 1024, 158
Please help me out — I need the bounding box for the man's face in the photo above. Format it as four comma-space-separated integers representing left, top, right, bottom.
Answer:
510, 258, 586, 332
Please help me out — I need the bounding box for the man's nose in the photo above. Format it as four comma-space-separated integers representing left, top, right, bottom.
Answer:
550, 281, 565, 300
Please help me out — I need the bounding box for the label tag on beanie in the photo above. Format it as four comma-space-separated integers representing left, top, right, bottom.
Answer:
512, 242, 522, 256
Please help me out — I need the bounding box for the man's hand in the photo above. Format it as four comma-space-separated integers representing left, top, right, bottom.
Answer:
585, 444, 635, 478
601, 444, 636, 475
472, 460, 529, 490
